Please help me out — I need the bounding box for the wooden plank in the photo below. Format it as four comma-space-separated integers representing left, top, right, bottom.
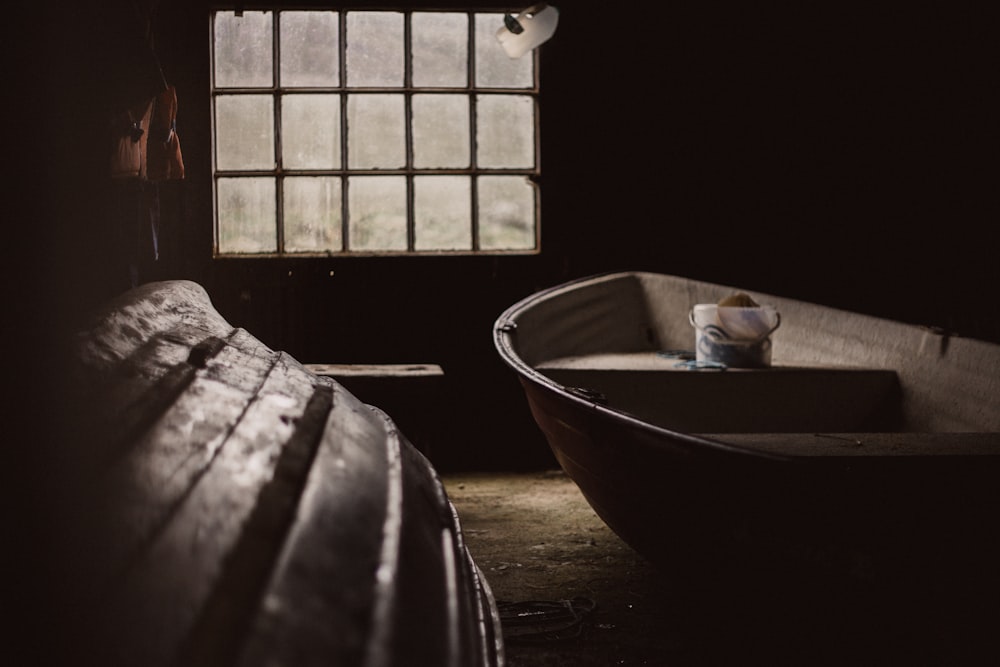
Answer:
237, 399, 497, 667
89, 354, 322, 665
235, 384, 393, 667
178, 381, 334, 667
73, 325, 230, 465
305, 363, 444, 378
72, 280, 234, 373
66, 331, 280, 603
89, 350, 325, 666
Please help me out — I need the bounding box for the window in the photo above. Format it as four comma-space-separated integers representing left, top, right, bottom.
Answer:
211, 9, 541, 256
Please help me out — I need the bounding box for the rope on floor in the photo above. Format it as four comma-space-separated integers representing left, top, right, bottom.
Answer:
496, 597, 596, 643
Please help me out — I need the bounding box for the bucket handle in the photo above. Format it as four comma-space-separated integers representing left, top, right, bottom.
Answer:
688, 308, 781, 345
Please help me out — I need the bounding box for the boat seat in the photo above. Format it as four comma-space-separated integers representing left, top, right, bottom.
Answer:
537, 352, 900, 433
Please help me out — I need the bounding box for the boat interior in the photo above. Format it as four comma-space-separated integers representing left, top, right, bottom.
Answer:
513, 272, 1000, 454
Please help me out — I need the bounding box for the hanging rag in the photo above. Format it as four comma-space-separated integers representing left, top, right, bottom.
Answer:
146, 84, 185, 180
110, 97, 153, 179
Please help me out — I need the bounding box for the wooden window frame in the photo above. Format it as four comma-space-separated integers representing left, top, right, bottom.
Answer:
210, 8, 542, 257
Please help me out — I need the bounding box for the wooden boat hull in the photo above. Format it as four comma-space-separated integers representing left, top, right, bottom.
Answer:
61, 280, 503, 667
495, 271, 1000, 646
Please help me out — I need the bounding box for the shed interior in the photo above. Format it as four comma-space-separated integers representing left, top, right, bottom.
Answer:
11, 1, 999, 664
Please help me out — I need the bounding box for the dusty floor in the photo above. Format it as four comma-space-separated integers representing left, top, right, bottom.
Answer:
443, 470, 997, 667
444, 470, 683, 666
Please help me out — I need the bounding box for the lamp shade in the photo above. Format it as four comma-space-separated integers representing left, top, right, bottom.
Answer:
496, 4, 559, 58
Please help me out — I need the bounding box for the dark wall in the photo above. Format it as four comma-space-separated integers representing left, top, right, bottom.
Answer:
544, 3, 999, 330
35, 1, 1000, 473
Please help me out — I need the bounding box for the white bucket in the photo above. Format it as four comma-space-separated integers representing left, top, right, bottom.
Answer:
689, 304, 781, 368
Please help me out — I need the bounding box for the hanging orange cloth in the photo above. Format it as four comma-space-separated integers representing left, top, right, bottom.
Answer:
146, 85, 185, 180
110, 97, 153, 179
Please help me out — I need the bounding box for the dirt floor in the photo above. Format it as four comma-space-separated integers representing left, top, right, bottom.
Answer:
443, 470, 998, 667
444, 470, 863, 666
444, 471, 713, 666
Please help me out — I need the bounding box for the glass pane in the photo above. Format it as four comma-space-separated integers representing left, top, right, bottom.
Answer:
346, 12, 404, 87
479, 176, 535, 250
284, 177, 342, 252
282, 94, 340, 169
476, 95, 534, 168
347, 94, 405, 169
214, 11, 273, 88
279, 11, 339, 87
412, 13, 468, 87
217, 177, 277, 253
414, 176, 471, 250
348, 176, 407, 250
412, 95, 470, 169
475, 13, 533, 88
215, 94, 275, 170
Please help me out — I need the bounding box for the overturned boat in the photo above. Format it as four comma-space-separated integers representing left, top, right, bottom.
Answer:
59, 280, 503, 667
494, 271, 1000, 647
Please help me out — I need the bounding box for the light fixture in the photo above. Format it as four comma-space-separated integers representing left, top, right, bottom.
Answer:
496, 4, 559, 58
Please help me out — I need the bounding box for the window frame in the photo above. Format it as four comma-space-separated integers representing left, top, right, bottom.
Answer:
209, 7, 543, 258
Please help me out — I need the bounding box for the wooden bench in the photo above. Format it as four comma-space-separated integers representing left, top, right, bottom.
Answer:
304, 363, 445, 457
305, 363, 444, 378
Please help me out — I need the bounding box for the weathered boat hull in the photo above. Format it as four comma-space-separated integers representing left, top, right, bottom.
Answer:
519, 373, 998, 577
61, 280, 503, 667
495, 271, 1000, 650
